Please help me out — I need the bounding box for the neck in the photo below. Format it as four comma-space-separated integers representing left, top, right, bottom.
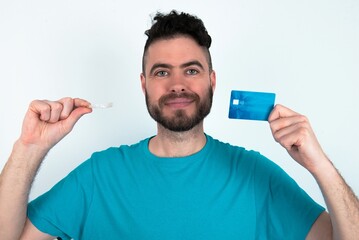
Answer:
149, 123, 206, 157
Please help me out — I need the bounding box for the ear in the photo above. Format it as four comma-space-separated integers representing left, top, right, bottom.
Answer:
210, 70, 216, 92
140, 73, 146, 95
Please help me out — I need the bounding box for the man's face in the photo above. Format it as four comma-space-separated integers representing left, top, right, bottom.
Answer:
141, 36, 216, 132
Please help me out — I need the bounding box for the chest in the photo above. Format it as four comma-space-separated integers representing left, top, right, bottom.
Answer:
83, 162, 257, 239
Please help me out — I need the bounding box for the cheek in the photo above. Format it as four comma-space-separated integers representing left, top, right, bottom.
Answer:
145, 86, 163, 103
192, 83, 211, 96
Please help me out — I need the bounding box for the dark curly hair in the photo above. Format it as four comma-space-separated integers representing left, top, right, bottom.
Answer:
142, 10, 213, 74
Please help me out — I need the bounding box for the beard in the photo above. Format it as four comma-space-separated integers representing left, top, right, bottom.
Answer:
145, 87, 213, 132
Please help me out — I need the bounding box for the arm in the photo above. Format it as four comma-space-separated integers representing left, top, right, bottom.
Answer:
0, 97, 92, 240
268, 104, 359, 240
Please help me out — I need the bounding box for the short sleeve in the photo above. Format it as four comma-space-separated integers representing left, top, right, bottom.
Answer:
252, 152, 325, 239
27, 159, 94, 239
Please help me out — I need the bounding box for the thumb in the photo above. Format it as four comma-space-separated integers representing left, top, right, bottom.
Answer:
268, 104, 299, 122
62, 107, 92, 134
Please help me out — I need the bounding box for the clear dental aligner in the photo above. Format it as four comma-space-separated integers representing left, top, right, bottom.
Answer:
89, 102, 113, 109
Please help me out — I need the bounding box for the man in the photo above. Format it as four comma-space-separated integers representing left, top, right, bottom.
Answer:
0, 10, 358, 240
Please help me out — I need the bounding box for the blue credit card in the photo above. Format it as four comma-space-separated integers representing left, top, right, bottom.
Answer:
228, 90, 276, 121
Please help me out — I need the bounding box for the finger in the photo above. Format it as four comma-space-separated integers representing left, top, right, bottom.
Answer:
42, 100, 65, 123
57, 97, 72, 120
29, 100, 53, 122
268, 104, 300, 122
60, 99, 92, 132
272, 120, 309, 149
73, 98, 91, 108
57, 97, 75, 120
58, 97, 91, 120
270, 114, 308, 136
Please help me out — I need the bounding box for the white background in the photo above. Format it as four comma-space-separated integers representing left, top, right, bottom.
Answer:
1, 0, 358, 208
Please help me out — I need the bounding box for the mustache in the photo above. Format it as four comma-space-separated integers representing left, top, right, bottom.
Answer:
159, 92, 200, 107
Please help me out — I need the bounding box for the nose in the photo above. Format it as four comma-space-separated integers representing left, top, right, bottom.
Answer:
169, 72, 186, 93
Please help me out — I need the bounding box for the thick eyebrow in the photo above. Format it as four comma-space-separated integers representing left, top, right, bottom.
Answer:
149, 60, 205, 76
180, 60, 204, 70
149, 63, 172, 76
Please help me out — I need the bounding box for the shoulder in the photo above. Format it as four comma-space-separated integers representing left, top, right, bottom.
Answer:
72, 137, 150, 174
206, 134, 267, 163
89, 138, 149, 161
206, 134, 287, 175
206, 134, 279, 175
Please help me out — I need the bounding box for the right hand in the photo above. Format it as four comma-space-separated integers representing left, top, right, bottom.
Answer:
18, 97, 92, 151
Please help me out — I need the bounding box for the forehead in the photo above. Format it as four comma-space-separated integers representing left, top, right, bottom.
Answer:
144, 36, 209, 70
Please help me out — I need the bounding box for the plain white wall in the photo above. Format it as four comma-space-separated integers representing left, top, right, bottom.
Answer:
1, 0, 358, 208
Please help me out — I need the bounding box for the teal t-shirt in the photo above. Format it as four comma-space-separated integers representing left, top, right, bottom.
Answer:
28, 135, 324, 239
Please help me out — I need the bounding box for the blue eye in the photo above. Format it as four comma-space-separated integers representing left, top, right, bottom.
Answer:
187, 69, 198, 75
156, 71, 168, 77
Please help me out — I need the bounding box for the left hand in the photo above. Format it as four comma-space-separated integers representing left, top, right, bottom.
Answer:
268, 104, 329, 174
